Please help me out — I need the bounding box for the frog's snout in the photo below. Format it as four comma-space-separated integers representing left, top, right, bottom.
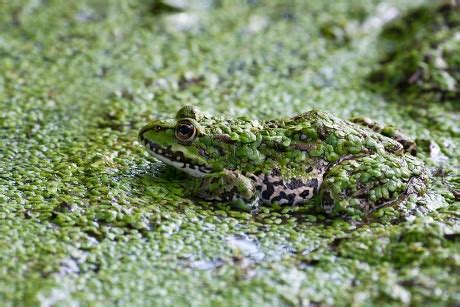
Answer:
138, 120, 176, 143
138, 123, 153, 142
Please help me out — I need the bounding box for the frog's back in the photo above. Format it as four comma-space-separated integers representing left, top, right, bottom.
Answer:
287, 109, 416, 156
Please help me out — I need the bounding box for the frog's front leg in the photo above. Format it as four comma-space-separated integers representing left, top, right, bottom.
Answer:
319, 153, 427, 218
193, 170, 258, 205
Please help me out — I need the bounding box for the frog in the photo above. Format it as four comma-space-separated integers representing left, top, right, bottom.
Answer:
139, 105, 428, 218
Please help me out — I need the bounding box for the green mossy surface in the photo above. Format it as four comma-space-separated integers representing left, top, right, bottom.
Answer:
369, 2, 460, 103
0, 0, 458, 305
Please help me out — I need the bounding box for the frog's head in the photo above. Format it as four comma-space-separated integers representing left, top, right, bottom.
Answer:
139, 105, 256, 177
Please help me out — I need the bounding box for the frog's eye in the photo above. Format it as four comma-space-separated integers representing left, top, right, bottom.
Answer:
175, 120, 197, 143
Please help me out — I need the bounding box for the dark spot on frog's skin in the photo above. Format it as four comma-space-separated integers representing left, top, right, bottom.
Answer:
305, 165, 313, 173
272, 192, 297, 206
214, 134, 235, 144
300, 189, 310, 198
253, 170, 263, 176
286, 179, 304, 190
307, 178, 319, 192
271, 191, 286, 202
204, 185, 239, 202
287, 193, 296, 204
261, 176, 275, 200
271, 168, 281, 176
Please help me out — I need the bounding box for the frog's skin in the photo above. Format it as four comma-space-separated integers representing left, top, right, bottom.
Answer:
139, 106, 428, 217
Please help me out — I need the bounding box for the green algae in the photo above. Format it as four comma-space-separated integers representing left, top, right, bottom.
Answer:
0, 0, 459, 306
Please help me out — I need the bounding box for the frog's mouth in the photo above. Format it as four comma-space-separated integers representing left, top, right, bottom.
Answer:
140, 137, 213, 178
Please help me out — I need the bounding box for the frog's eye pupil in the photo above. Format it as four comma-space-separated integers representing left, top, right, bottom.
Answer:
175, 120, 197, 142
179, 125, 191, 135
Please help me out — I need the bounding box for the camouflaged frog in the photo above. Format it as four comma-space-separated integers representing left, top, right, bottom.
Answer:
139, 106, 427, 218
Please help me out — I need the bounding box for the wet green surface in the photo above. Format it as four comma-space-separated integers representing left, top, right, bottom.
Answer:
370, 2, 460, 103
0, 0, 459, 306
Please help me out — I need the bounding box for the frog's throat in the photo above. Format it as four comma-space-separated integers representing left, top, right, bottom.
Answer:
141, 138, 213, 177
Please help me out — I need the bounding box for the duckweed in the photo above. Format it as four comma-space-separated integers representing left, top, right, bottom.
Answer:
0, 0, 459, 306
